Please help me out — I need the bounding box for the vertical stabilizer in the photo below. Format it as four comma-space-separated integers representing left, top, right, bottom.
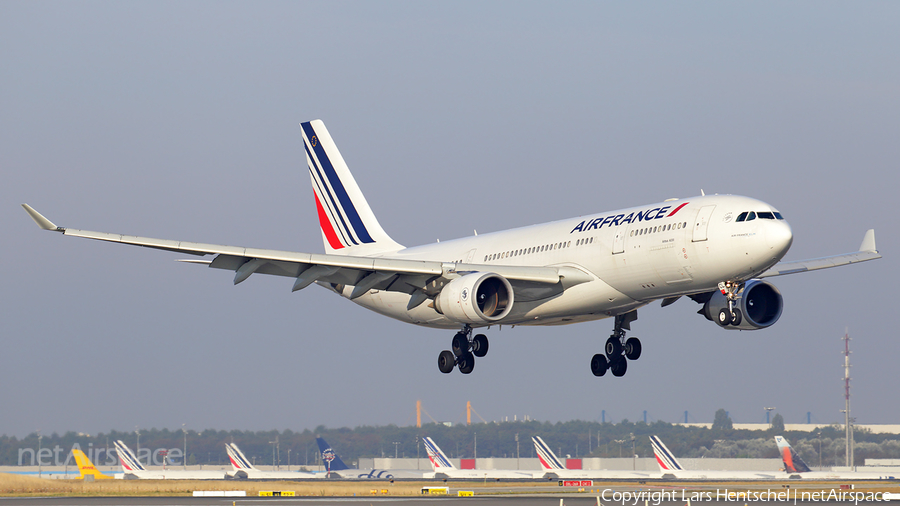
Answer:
422, 437, 455, 470
315, 437, 350, 472
649, 435, 684, 471
114, 440, 146, 472
532, 436, 565, 471
300, 120, 403, 255
774, 436, 811, 473
72, 449, 113, 480
226, 443, 257, 471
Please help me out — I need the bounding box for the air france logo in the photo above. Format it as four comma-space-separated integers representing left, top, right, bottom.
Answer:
461, 288, 469, 301
570, 202, 689, 234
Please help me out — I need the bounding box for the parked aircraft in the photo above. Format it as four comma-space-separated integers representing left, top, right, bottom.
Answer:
22, 120, 881, 376
73, 449, 115, 480
531, 436, 658, 480
315, 437, 427, 479
423, 436, 537, 480
775, 436, 896, 480
225, 443, 319, 480
649, 435, 782, 480
113, 440, 226, 480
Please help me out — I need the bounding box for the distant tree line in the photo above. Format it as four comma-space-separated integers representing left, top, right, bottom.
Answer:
3, 412, 899, 467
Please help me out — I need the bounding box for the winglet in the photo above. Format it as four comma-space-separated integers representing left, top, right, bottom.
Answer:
860, 229, 877, 253
21, 204, 61, 231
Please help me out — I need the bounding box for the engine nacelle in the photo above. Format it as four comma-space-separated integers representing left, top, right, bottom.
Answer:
703, 279, 783, 330
434, 272, 514, 324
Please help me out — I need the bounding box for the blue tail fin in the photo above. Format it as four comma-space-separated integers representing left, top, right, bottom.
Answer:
316, 437, 349, 471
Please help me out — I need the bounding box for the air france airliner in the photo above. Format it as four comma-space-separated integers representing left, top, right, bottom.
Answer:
22, 120, 881, 377
532, 436, 658, 480
226, 443, 320, 480
650, 435, 781, 480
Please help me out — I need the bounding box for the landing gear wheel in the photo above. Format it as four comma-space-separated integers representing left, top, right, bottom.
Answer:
457, 352, 475, 374
590, 354, 608, 377
730, 308, 742, 326
717, 308, 733, 327
438, 350, 455, 374
610, 356, 628, 377
605, 336, 623, 358
471, 334, 489, 358
624, 337, 642, 361
451, 332, 469, 356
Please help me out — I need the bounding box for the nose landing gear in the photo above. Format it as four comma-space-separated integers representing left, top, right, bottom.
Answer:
591, 311, 641, 377
438, 325, 490, 374
716, 281, 744, 327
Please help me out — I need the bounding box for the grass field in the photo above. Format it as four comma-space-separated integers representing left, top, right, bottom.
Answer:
1, 472, 898, 498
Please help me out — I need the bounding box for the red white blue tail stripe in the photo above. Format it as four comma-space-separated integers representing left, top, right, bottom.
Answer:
300, 120, 401, 255
423, 437, 455, 470
532, 436, 564, 470
226, 443, 256, 471
114, 440, 146, 472
649, 435, 683, 471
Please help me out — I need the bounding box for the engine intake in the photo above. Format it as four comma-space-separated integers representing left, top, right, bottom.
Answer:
702, 279, 783, 330
434, 272, 513, 324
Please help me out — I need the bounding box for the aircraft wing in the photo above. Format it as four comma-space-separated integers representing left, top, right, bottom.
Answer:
758, 229, 880, 278
22, 205, 590, 303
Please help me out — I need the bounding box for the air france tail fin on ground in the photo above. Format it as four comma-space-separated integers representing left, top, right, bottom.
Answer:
226, 443, 257, 471
72, 449, 113, 480
300, 120, 403, 256
649, 435, 684, 471
315, 437, 350, 472
114, 440, 146, 472
531, 436, 565, 471
422, 437, 455, 470
774, 436, 811, 473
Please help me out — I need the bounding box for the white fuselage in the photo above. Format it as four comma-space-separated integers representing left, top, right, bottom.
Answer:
339, 195, 793, 329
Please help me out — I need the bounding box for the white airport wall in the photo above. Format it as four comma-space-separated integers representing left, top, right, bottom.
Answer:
359, 457, 780, 472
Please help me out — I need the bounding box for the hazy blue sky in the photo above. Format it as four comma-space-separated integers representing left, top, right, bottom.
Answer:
3, 2, 898, 438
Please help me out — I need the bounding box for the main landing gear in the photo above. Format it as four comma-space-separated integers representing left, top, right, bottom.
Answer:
591, 311, 642, 378
716, 281, 743, 327
438, 325, 489, 375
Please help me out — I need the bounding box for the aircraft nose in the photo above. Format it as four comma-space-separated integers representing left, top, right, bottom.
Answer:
766, 220, 793, 259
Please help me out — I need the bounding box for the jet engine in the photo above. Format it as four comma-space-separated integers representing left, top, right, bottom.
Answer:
702, 279, 783, 330
434, 272, 513, 324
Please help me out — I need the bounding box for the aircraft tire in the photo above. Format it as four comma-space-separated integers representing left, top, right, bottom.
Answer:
472, 334, 489, 357
730, 308, 742, 326
438, 350, 456, 373
605, 336, 622, 358
458, 352, 475, 374
610, 356, 628, 377
591, 353, 608, 376
451, 332, 469, 356
717, 308, 733, 327
624, 337, 642, 360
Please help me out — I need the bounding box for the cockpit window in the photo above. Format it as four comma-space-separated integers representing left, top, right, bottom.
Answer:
757, 211, 775, 220
774, 212, 784, 220
736, 212, 748, 222
746, 211, 756, 221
